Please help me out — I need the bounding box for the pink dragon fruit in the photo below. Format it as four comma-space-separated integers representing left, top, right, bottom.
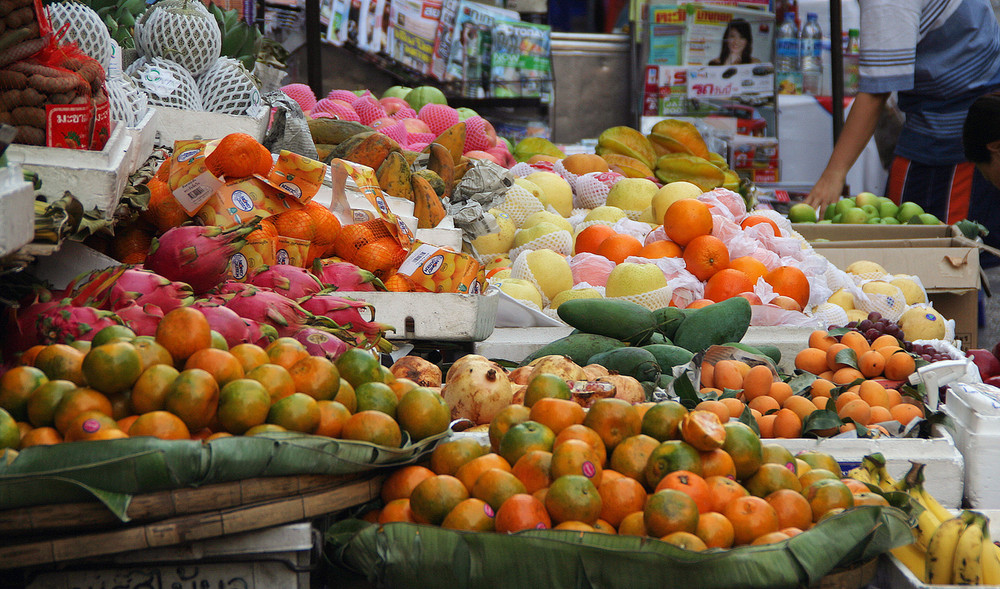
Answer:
116, 302, 164, 337
34, 299, 124, 344
8, 290, 59, 353
108, 267, 194, 312
311, 259, 386, 291
145, 224, 257, 294
215, 283, 325, 338
292, 328, 348, 360
248, 265, 324, 300
189, 299, 277, 348
299, 293, 395, 350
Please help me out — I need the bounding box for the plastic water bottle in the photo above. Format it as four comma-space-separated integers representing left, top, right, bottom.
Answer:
843, 28, 861, 96
776, 12, 799, 75
800, 12, 823, 95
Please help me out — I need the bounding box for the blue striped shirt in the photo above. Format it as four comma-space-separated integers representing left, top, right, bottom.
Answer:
859, 0, 1000, 163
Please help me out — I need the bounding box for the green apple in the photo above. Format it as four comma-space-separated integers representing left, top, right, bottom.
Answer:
916, 213, 942, 225
456, 107, 479, 121
823, 203, 838, 220
832, 213, 843, 223
818, 219, 833, 224
381, 85, 412, 99
878, 201, 899, 219
867, 216, 882, 224
834, 197, 857, 217
788, 202, 817, 223
896, 201, 924, 223
854, 191, 880, 208
861, 204, 878, 218
841, 207, 870, 224
882, 216, 900, 224
404, 86, 447, 112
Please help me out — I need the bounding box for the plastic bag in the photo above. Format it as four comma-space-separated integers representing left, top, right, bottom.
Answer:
262, 90, 317, 159
569, 252, 615, 287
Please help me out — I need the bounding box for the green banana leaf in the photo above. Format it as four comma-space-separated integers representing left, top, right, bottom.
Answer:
0, 429, 449, 517
326, 506, 913, 589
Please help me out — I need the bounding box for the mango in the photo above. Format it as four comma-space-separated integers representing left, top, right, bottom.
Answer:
597, 126, 657, 169
654, 154, 726, 192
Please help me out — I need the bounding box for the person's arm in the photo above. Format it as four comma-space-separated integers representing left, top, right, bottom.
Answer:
804, 91, 890, 213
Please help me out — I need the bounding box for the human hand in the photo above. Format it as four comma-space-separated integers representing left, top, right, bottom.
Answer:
804, 177, 844, 219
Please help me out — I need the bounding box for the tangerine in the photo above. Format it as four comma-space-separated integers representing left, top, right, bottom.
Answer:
155, 307, 212, 364
683, 235, 730, 281
663, 199, 712, 246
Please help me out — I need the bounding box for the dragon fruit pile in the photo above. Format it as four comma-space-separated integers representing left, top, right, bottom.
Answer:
7, 258, 393, 361
280, 85, 515, 167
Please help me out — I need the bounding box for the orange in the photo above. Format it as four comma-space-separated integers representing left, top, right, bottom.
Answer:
273, 209, 316, 243
512, 450, 552, 494
802, 479, 854, 522
264, 337, 310, 370
740, 215, 780, 236
340, 410, 402, 447
314, 400, 351, 438
33, 344, 86, 385
598, 476, 647, 528
128, 410, 191, 440
618, 511, 647, 536
20, 426, 62, 447
52, 387, 113, 435
205, 133, 272, 178
808, 330, 838, 352
267, 392, 320, 433
704, 268, 753, 302
857, 351, 886, 379
853, 492, 890, 507
744, 462, 803, 498
489, 404, 532, 452
184, 348, 244, 388
430, 437, 488, 476
644, 488, 699, 537
215, 378, 270, 434
596, 233, 643, 265
155, 307, 212, 364
721, 421, 763, 480
638, 239, 682, 259
644, 440, 702, 489
498, 420, 555, 467
574, 224, 617, 255
641, 400, 688, 442
0, 365, 49, 421
663, 198, 712, 246
246, 363, 296, 403
582, 398, 641, 453
765, 488, 814, 530
695, 511, 735, 548
335, 347, 385, 389
455, 453, 513, 493
409, 474, 470, 525
162, 368, 219, 432
472, 468, 527, 511
609, 433, 660, 482
62, 410, 126, 442
378, 498, 417, 524
554, 424, 608, 467
288, 356, 340, 401
353, 381, 397, 418
705, 475, 750, 513
551, 438, 603, 485
654, 470, 711, 513
884, 352, 916, 381
555, 521, 596, 532
683, 235, 730, 281
724, 495, 780, 545
795, 348, 828, 375
763, 266, 810, 309
388, 378, 419, 402
699, 448, 737, 478
25, 379, 76, 428
229, 343, 269, 374
495, 493, 551, 532
543, 474, 602, 525
396, 387, 450, 442
728, 256, 768, 286
751, 531, 791, 545
679, 409, 726, 451
529, 397, 585, 436
441, 498, 496, 531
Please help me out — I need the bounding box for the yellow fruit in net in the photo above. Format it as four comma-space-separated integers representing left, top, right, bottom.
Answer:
551, 288, 603, 309
605, 262, 668, 298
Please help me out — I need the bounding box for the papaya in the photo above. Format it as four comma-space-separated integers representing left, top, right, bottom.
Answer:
557, 298, 657, 344
414, 169, 446, 198
412, 174, 446, 229
426, 142, 455, 196
340, 132, 401, 171
328, 132, 370, 161
376, 151, 414, 201
453, 158, 472, 183
307, 118, 371, 146
672, 296, 752, 354
640, 344, 695, 372
652, 306, 685, 340
315, 143, 337, 163
401, 150, 421, 166
588, 347, 661, 383
518, 333, 626, 367
432, 122, 466, 165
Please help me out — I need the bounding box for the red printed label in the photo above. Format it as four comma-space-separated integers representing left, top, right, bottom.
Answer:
46, 104, 92, 149
91, 98, 111, 151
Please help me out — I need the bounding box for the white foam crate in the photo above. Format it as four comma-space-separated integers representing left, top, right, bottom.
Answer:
770, 426, 964, 508
342, 288, 499, 341
944, 385, 1000, 508
0, 166, 35, 257
24, 522, 316, 589
124, 107, 159, 174
7, 124, 132, 218
152, 106, 269, 147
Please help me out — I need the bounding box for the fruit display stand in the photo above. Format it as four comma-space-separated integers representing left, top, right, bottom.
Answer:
0, 165, 36, 258
151, 105, 271, 148
342, 289, 499, 342
940, 372, 1000, 508
6, 124, 134, 219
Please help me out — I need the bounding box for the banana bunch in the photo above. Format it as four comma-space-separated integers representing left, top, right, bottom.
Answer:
84, 0, 146, 48
846, 452, 901, 493
207, 2, 262, 72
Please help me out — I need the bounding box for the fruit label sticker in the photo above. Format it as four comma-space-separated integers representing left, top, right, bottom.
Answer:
45, 104, 92, 149
229, 236, 276, 281
245, 88, 266, 118
229, 252, 249, 280
397, 241, 480, 292
106, 41, 122, 78
199, 178, 301, 229
268, 150, 328, 203
141, 66, 181, 98
276, 235, 309, 267
173, 171, 225, 214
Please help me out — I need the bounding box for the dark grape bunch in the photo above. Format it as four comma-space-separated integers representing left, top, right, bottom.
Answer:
828, 311, 913, 351
911, 343, 951, 363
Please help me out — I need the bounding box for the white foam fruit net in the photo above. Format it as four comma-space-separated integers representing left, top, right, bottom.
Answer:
496, 184, 544, 227
812, 302, 850, 329
575, 171, 625, 209
609, 285, 674, 311
107, 74, 149, 126
511, 252, 555, 306
853, 280, 908, 322
552, 159, 580, 192
508, 230, 574, 262
197, 57, 262, 115
139, 3, 221, 77
128, 57, 204, 111
48, 2, 112, 69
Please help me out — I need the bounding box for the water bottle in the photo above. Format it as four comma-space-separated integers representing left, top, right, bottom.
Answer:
800, 12, 823, 95
776, 12, 799, 75
843, 28, 861, 96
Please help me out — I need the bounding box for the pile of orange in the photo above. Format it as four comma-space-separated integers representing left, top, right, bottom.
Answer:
360, 397, 885, 550
575, 200, 811, 310
0, 308, 450, 450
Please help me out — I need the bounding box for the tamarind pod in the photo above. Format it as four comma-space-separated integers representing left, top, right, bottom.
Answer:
70, 95, 87, 105
0, 68, 26, 89
0, 111, 11, 124
0, 88, 21, 110
14, 124, 43, 145
18, 85, 41, 105
12, 105, 44, 128
28, 74, 76, 94
76, 60, 104, 87
0, 26, 30, 55
0, 0, 14, 18
0, 36, 45, 67
6, 6, 33, 29
47, 92, 73, 104
12, 0, 34, 8
23, 20, 36, 38
0, 19, 7, 35
61, 57, 83, 71
8, 61, 71, 78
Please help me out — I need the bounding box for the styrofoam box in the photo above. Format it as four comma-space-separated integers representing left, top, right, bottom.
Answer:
769, 426, 964, 508
944, 385, 1000, 507
124, 106, 159, 174
0, 165, 35, 257
24, 522, 315, 589
341, 288, 499, 341
6, 124, 132, 218
152, 106, 269, 147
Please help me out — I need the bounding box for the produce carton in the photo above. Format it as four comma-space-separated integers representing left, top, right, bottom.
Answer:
151, 105, 270, 147
0, 165, 35, 257
792, 223, 959, 242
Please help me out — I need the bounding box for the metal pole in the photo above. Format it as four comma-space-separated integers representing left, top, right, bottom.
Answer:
305, 0, 323, 98
830, 0, 844, 142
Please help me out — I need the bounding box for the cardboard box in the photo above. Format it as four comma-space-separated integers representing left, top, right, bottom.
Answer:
792, 223, 959, 242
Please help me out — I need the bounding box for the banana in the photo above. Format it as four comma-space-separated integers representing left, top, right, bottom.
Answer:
846, 464, 878, 487
891, 543, 928, 583
918, 485, 958, 525
876, 465, 900, 492
953, 511, 987, 585
913, 503, 943, 551
983, 535, 1000, 585
926, 513, 971, 584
